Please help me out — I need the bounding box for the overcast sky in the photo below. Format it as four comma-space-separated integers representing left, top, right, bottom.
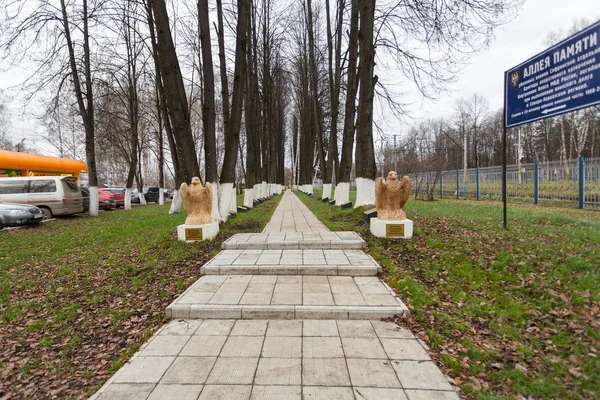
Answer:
408, 0, 599, 124
1, 0, 598, 155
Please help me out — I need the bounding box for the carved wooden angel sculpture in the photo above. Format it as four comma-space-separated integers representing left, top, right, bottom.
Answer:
375, 171, 411, 220
180, 177, 213, 225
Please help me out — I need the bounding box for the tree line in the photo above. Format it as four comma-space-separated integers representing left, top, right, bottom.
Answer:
0, 0, 522, 216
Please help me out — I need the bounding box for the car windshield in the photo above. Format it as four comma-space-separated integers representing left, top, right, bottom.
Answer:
106, 189, 125, 194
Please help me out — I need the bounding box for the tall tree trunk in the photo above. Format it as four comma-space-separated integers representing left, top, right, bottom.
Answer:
261, 0, 271, 186
354, 0, 377, 207
243, 1, 259, 207
149, 0, 200, 184
336, 0, 359, 205
324, 0, 343, 186
123, 8, 139, 210
219, 0, 249, 219
215, 0, 230, 143
306, 0, 326, 187
59, 0, 99, 216
198, 0, 218, 184
292, 114, 299, 185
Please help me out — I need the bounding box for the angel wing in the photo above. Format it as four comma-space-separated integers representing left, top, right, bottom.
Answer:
398, 176, 411, 209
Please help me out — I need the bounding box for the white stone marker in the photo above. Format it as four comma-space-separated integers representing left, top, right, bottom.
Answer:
177, 221, 220, 242
370, 218, 413, 239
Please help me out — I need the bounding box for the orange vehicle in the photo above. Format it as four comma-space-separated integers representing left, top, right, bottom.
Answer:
0, 150, 87, 182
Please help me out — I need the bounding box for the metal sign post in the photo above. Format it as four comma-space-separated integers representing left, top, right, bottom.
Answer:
503, 19, 600, 227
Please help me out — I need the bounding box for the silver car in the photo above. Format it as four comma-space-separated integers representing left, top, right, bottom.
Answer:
0, 202, 44, 229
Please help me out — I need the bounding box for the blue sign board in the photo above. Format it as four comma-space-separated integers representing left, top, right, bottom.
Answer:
505, 20, 600, 128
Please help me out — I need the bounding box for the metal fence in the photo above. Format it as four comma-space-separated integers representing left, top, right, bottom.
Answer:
408, 157, 600, 209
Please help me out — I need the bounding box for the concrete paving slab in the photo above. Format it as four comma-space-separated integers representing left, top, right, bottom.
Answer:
180, 335, 227, 357
206, 357, 259, 385
266, 320, 302, 336
392, 360, 454, 390
160, 356, 216, 384
140, 335, 190, 356
199, 385, 252, 399
261, 336, 302, 358
303, 336, 344, 358
113, 356, 175, 384
352, 387, 409, 400
302, 358, 350, 386
254, 358, 302, 385
251, 385, 301, 399
96, 383, 154, 400
347, 358, 401, 388
405, 389, 461, 400
147, 384, 204, 400
302, 386, 354, 399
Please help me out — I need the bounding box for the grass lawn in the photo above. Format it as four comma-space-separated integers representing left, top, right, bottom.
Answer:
0, 195, 281, 399
297, 191, 600, 400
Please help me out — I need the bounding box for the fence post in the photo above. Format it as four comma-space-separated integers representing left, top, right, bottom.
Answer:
579, 157, 584, 209
476, 167, 480, 200
534, 161, 539, 205
456, 169, 460, 199
415, 174, 419, 196
440, 171, 443, 199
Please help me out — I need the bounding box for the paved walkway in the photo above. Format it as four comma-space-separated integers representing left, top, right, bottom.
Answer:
91, 191, 459, 400
263, 192, 327, 233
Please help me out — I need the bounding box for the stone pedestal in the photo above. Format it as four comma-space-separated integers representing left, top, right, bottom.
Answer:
370, 218, 413, 239
177, 221, 219, 242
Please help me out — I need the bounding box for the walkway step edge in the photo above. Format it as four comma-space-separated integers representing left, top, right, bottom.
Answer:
201, 265, 380, 276
166, 304, 408, 320
223, 240, 365, 250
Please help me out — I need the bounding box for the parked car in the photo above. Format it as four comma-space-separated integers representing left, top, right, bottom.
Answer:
0, 202, 44, 229
81, 188, 117, 211
80, 187, 90, 211
99, 188, 125, 207
164, 189, 174, 200
0, 176, 83, 219
131, 188, 140, 203
143, 187, 160, 203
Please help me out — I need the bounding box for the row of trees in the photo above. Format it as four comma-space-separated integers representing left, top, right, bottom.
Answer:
383, 96, 600, 179
1, 0, 522, 215
1, 0, 291, 219
291, 0, 521, 206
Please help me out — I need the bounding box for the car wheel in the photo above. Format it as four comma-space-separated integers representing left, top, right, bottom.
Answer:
40, 207, 53, 220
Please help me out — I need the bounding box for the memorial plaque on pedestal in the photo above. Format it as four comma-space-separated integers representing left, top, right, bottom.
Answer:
386, 224, 405, 237
185, 228, 203, 241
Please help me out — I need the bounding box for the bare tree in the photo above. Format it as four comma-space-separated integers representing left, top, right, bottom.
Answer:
219, 0, 249, 221
354, 0, 377, 207
147, 0, 200, 185
336, 0, 359, 205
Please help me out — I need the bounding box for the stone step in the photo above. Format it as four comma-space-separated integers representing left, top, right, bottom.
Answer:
222, 231, 365, 250
202, 264, 379, 276
166, 275, 408, 320
202, 249, 380, 276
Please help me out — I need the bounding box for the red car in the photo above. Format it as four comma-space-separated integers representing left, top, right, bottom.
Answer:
98, 189, 125, 208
